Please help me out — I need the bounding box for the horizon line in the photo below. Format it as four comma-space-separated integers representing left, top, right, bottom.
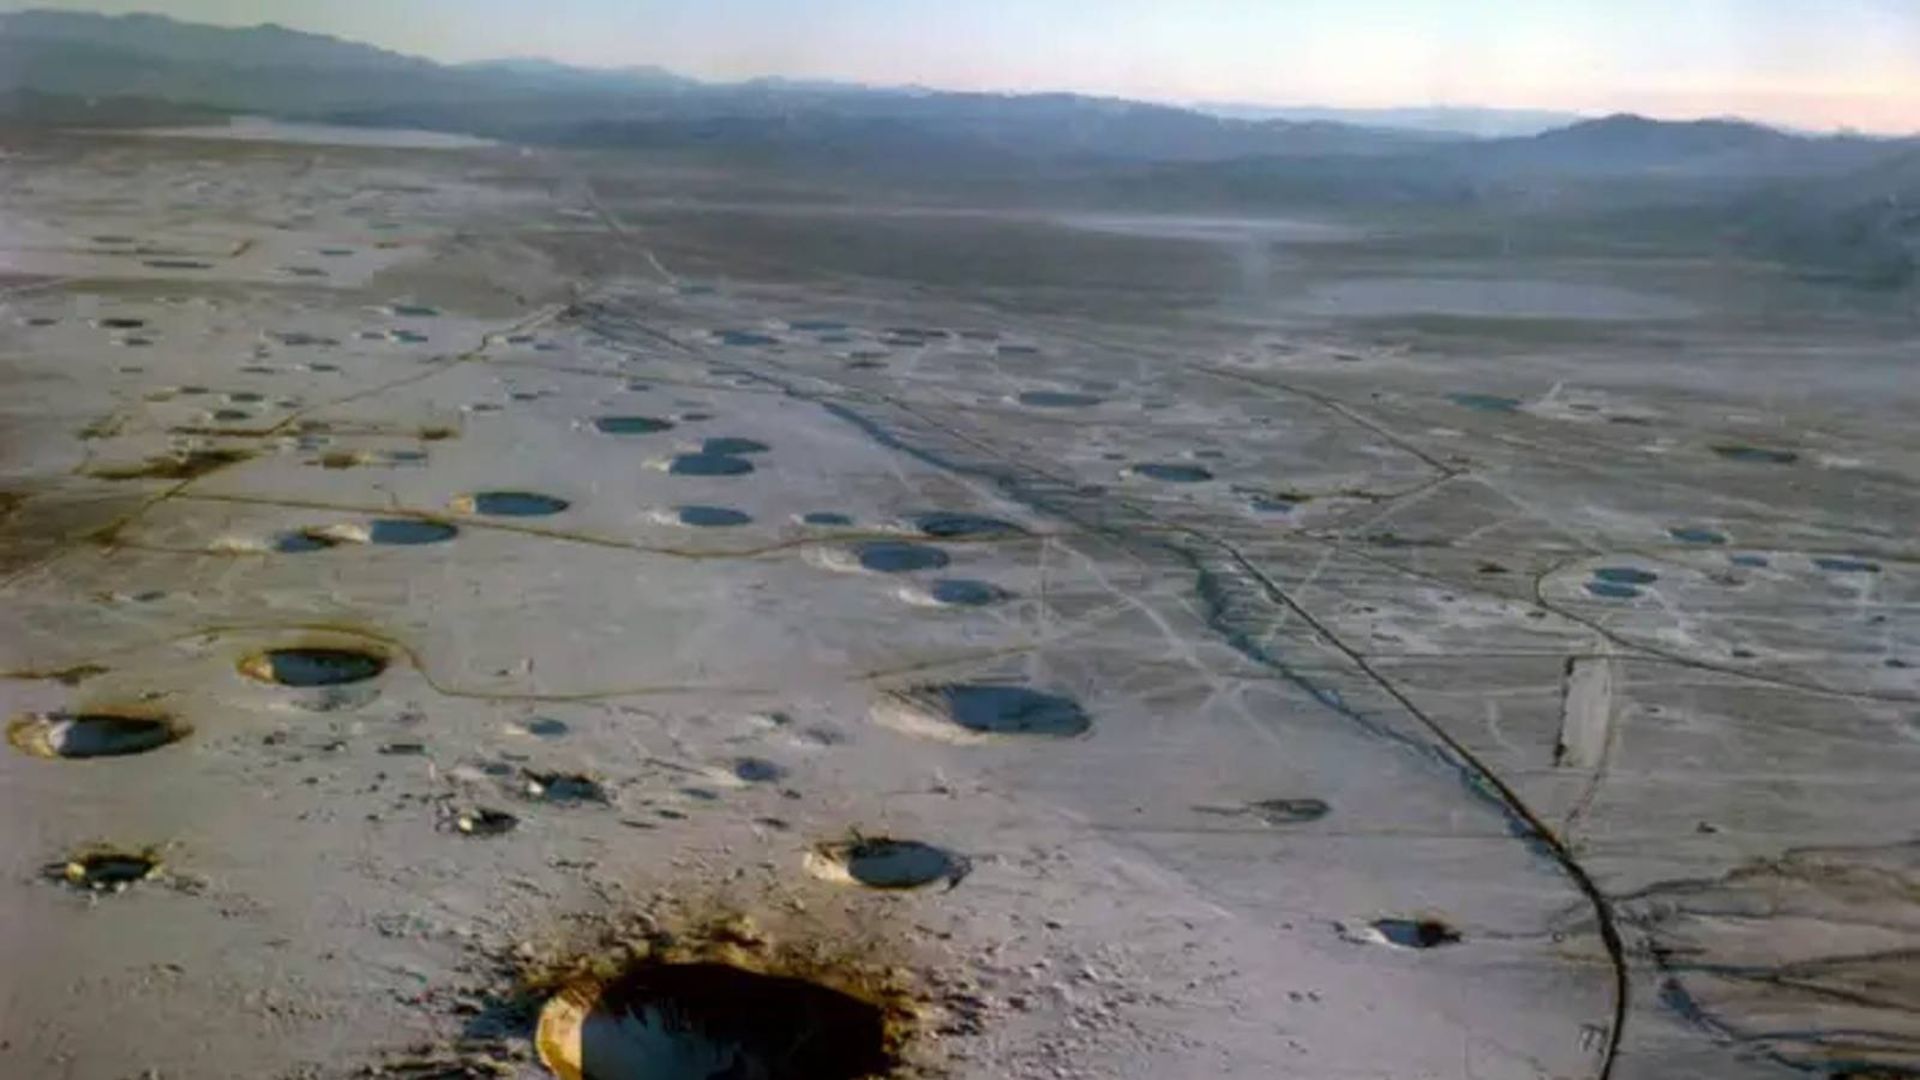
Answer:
7, 5, 1918, 138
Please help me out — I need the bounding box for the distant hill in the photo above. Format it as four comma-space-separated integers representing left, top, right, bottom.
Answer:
3, 2, 1915, 293
0, 8, 1429, 162
0, 87, 227, 127
0, 9, 429, 72
1196, 103, 1583, 139
1740, 146, 1920, 287
454, 57, 697, 93
1486, 114, 1804, 172
0, 9, 477, 112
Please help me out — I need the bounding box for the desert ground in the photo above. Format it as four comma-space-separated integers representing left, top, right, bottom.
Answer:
2, 123, 1916, 1080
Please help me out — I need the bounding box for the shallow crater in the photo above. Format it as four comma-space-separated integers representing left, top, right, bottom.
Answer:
1248, 798, 1331, 824
369, 518, 459, 545
910, 512, 1022, 539
901, 579, 1009, 608
538, 961, 898, 1080
1449, 392, 1522, 413
806, 837, 971, 891
454, 807, 520, 837
667, 453, 755, 477
1128, 462, 1214, 483
875, 684, 1091, 741
853, 541, 951, 573
700, 436, 771, 456
522, 770, 610, 804
675, 505, 753, 528
594, 416, 675, 435
453, 491, 571, 517
1015, 390, 1101, 408
238, 647, 387, 687
46, 846, 162, 892
8, 710, 190, 759
1712, 443, 1799, 465
1371, 917, 1463, 949
85, 447, 254, 481
274, 528, 347, 553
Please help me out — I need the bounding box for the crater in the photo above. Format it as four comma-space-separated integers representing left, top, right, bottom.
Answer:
239, 648, 387, 687
1592, 567, 1658, 585
455, 807, 519, 837
595, 416, 675, 435
700, 437, 771, 456
668, 454, 755, 477
523, 771, 609, 804
1372, 917, 1462, 950
876, 684, 1091, 741
1250, 494, 1305, 514
911, 512, 1022, 539
454, 491, 571, 517
48, 847, 161, 893
1814, 556, 1881, 574
537, 962, 897, 1080
1016, 390, 1101, 408
807, 837, 971, 891
369, 518, 459, 545
1712, 443, 1799, 465
9, 710, 190, 759
733, 757, 787, 783
96, 318, 147, 330
317, 450, 376, 470
86, 447, 254, 481
1585, 581, 1643, 600
1248, 798, 1331, 824
1128, 463, 1214, 483
854, 541, 951, 574
904, 579, 1008, 608
1670, 526, 1728, 546
676, 505, 752, 528
1449, 392, 1522, 413
274, 528, 347, 553
801, 512, 855, 527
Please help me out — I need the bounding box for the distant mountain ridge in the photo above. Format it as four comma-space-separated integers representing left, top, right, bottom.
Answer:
1194, 103, 1586, 138
1431, 113, 1904, 178
0, 8, 429, 71
2, 8, 1912, 289
0, 8, 1448, 161
3, 8, 1891, 155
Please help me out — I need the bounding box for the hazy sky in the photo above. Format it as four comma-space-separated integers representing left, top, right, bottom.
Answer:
8, 0, 1919, 132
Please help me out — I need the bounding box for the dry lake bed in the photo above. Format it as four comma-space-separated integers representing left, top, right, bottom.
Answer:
2, 124, 1916, 1079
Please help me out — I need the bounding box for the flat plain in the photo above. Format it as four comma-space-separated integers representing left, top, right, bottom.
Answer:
2, 124, 1916, 1080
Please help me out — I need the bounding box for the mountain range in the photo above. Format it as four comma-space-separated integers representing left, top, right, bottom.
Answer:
1, 8, 1914, 288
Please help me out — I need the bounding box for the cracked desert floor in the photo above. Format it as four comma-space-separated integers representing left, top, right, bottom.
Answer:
2, 126, 1917, 1080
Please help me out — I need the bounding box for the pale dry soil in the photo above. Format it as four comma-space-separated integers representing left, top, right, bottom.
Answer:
1, 127, 1916, 1080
